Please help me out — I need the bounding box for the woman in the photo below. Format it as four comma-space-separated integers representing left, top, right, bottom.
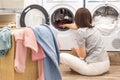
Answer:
60, 8, 110, 76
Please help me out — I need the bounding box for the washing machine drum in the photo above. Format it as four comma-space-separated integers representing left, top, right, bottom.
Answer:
51, 8, 74, 31
92, 6, 119, 36
93, 6, 118, 17
20, 4, 49, 27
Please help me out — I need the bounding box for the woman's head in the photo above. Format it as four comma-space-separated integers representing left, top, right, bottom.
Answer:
75, 8, 93, 28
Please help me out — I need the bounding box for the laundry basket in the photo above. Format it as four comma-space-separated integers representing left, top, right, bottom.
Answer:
0, 35, 38, 80
0, 35, 15, 80
15, 49, 38, 80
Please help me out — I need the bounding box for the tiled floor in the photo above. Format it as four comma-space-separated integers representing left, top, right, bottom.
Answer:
60, 51, 120, 80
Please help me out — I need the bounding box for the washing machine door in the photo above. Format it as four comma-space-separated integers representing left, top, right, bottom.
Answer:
20, 4, 49, 27
51, 8, 74, 31
92, 5, 119, 36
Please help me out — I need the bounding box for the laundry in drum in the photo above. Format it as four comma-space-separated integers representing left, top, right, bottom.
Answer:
93, 6, 118, 17
55, 15, 73, 28
51, 8, 74, 30
92, 5, 119, 36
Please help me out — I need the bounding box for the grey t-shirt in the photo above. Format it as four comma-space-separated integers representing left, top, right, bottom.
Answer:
76, 27, 109, 63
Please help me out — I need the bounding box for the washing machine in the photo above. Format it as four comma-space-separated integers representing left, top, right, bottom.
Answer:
102, 30, 120, 51
24, 0, 43, 8
42, 0, 84, 50
16, 0, 44, 27
85, 0, 120, 51
20, 0, 84, 50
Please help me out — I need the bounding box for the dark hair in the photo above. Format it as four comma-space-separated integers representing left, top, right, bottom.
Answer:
75, 8, 93, 28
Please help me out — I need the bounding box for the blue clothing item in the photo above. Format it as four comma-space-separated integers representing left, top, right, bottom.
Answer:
31, 24, 62, 80
0, 27, 11, 56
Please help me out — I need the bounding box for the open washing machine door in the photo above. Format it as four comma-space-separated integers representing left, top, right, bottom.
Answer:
92, 5, 119, 36
20, 4, 49, 27
51, 8, 74, 31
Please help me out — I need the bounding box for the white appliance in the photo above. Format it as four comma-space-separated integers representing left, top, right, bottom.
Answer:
24, 0, 43, 8
15, 13, 21, 27
21, 0, 84, 50
102, 30, 120, 51
42, 0, 84, 50
85, 0, 120, 51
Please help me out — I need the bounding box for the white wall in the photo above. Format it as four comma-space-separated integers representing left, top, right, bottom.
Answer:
0, 0, 24, 9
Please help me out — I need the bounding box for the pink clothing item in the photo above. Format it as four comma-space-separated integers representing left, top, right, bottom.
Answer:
14, 28, 45, 80
32, 44, 45, 80
14, 40, 27, 73
32, 44, 45, 61
14, 28, 38, 73
13, 29, 24, 40
38, 60, 44, 80
14, 28, 38, 52
58, 41, 61, 49
24, 28, 38, 52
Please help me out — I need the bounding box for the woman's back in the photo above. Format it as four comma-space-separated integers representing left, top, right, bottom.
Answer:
77, 27, 109, 63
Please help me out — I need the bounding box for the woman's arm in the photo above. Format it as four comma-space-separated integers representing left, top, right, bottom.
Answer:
60, 23, 78, 30
71, 46, 86, 59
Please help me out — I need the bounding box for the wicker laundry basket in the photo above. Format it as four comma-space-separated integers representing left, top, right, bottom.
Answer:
0, 35, 38, 80
15, 49, 38, 80
0, 35, 15, 80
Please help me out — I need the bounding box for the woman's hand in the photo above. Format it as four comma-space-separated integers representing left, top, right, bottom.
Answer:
71, 46, 86, 59
59, 24, 68, 28
60, 23, 78, 30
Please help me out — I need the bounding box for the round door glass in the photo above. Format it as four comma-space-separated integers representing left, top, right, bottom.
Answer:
92, 6, 119, 36
25, 9, 46, 27
93, 6, 118, 17
20, 5, 49, 27
51, 8, 74, 31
